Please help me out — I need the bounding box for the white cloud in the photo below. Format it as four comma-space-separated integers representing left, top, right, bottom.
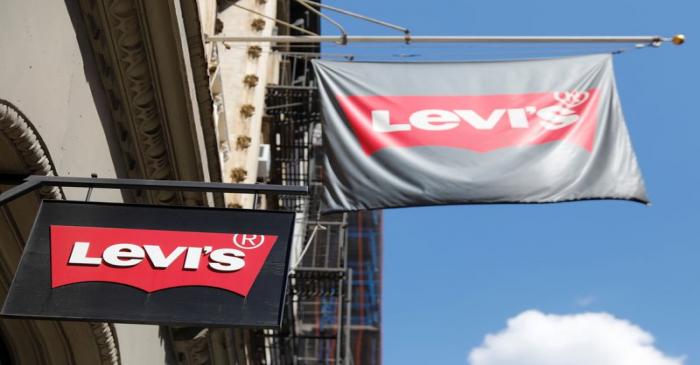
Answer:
468, 310, 684, 365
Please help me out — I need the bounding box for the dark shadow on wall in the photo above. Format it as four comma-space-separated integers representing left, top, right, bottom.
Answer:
159, 325, 179, 365
63, 0, 135, 203
0, 327, 12, 364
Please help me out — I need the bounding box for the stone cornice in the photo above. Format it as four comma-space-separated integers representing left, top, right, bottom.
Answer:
180, 0, 224, 207
77, 0, 220, 206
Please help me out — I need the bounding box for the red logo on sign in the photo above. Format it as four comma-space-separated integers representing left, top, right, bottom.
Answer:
336, 90, 598, 155
50, 225, 278, 296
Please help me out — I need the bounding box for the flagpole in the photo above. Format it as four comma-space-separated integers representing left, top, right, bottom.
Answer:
206, 34, 685, 46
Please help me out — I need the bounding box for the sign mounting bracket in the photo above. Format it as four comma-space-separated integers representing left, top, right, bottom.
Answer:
0, 175, 308, 206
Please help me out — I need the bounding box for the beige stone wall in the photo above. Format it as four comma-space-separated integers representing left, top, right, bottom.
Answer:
216, 0, 280, 208
0, 0, 124, 203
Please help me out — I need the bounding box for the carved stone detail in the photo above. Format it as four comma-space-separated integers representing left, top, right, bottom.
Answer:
90, 322, 121, 365
247, 45, 263, 59
240, 104, 256, 118
77, 0, 180, 205
243, 74, 259, 88
0, 100, 62, 200
236, 135, 252, 150
230, 168, 247, 182
251, 18, 266, 32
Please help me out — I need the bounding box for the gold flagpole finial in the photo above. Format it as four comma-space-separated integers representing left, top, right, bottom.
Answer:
672, 34, 685, 45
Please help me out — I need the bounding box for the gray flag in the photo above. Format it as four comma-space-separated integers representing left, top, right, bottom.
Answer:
313, 54, 648, 213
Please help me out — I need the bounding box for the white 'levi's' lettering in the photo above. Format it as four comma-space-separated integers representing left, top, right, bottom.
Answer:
67, 241, 246, 272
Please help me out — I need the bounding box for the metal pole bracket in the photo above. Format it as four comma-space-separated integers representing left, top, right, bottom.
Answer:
0, 175, 308, 207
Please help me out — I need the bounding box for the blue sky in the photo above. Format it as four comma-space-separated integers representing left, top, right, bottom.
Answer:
319, 1, 698, 363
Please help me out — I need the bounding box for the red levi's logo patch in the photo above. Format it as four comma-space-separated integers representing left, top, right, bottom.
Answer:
50, 225, 278, 296
336, 90, 599, 155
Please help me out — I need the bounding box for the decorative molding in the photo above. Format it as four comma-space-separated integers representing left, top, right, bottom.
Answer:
240, 104, 256, 118
76, 0, 216, 206
243, 74, 259, 88
236, 135, 252, 150
77, 0, 177, 204
179, 0, 225, 207
251, 18, 266, 32
230, 167, 247, 183
247, 45, 263, 59
0, 99, 62, 200
90, 322, 121, 365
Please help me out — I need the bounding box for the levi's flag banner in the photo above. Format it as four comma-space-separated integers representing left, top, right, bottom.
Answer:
312, 54, 648, 212
1, 200, 295, 327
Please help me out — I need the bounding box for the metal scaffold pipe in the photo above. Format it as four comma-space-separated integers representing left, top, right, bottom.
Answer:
206, 34, 686, 46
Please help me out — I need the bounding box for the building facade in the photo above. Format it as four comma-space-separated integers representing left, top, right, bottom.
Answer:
0, 0, 380, 364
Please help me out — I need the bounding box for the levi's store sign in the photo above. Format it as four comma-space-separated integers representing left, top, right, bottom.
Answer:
2, 200, 295, 327
52, 226, 277, 296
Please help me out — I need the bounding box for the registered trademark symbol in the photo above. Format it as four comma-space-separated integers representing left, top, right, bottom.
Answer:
232, 234, 264, 250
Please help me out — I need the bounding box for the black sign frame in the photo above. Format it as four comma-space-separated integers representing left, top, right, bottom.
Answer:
1, 200, 295, 328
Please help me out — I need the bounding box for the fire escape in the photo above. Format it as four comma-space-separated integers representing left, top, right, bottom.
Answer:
249, 51, 382, 365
